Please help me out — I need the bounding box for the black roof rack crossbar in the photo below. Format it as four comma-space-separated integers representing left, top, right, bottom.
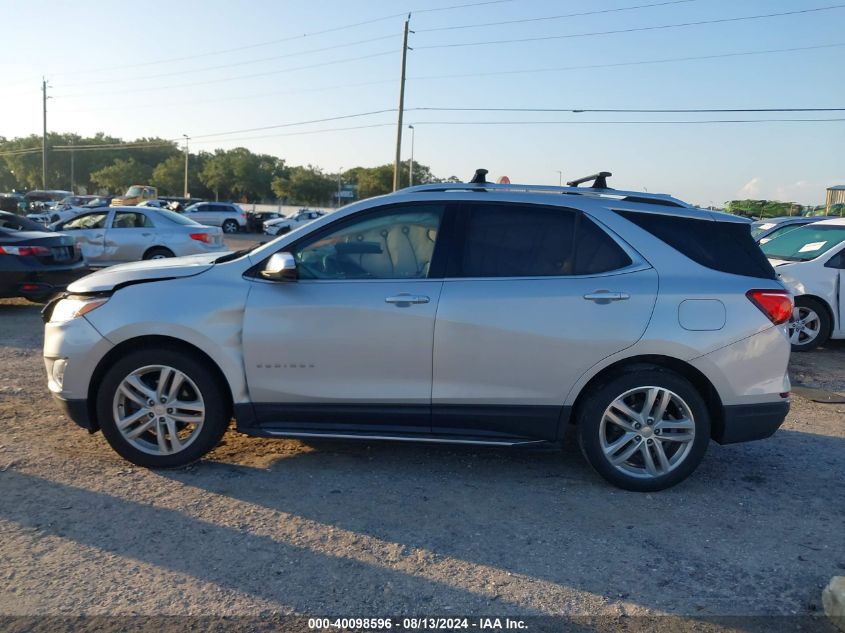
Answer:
566, 171, 612, 189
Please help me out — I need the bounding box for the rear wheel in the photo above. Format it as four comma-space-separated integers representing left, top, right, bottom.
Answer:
576, 368, 710, 491
95, 348, 230, 468
143, 247, 174, 260
789, 297, 830, 352
222, 219, 239, 234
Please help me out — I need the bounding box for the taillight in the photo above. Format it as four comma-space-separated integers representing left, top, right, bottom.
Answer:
746, 289, 793, 325
0, 245, 51, 256
190, 233, 211, 243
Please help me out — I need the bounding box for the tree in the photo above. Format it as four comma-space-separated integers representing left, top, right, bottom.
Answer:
341, 162, 439, 200
91, 158, 153, 194
272, 165, 335, 205
199, 148, 284, 201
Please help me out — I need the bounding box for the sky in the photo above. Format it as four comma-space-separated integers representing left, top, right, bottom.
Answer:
1, 0, 843, 205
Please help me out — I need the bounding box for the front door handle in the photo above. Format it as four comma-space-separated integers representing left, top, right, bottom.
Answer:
583, 291, 630, 303
385, 294, 430, 305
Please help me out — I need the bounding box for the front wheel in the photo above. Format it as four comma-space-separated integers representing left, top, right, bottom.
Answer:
95, 348, 230, 468
789, 297, 830, 352
143, 247, 174, 260
576, 369, 710, 491
222, 219, 239, 234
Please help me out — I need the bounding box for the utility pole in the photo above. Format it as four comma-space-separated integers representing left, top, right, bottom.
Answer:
69, 139, 74, 193
392, 15, 411, 192
337, 167, 343, 208
183, 134, 189, 198
42, 77, 48, 190
555, 170, 563, 187
408, 125, 415, 187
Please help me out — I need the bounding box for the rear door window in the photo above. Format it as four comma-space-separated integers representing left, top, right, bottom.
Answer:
616, 210, 776, 280
452, 203, 631, 278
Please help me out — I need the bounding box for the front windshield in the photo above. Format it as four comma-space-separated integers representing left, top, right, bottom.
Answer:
125, 186, 143, 197
751, 222, 776, 238
760, 224, 845, 261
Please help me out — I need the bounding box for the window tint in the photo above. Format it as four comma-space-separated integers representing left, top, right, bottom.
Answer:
458, 204, 576, 277
758, 223, 805, 244
62, 212, 109, 230
617, 210, 776, 280
112, 212, 154, 228
574, 216, 633, 275
293, 205, 443, 280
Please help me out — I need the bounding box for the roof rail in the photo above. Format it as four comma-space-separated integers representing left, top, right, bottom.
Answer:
402, 181, 690, 208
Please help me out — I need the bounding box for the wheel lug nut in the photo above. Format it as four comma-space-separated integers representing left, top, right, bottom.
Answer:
148, 400, 155, 406
160, 397, 167, 404
635, 436, 642, 442
634, 422, 642, 430
159, 417, 166, 423
655, 429, 661, 435
647, 439, 654, 445
167, 408, 173, 414
148, 412, 155, 419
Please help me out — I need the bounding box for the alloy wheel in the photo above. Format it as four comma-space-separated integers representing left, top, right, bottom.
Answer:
112, 365, 206, 456
789, 306, 821, 346
599, 386, 696, 479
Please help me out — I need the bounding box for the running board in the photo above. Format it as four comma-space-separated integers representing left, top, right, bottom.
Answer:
253, 429, 549, 447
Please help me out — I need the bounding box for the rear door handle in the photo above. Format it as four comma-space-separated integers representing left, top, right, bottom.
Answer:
583, 291, 630, 303
385, 294, 430, 305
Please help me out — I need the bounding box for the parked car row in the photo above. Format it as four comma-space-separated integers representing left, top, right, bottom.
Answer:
263, 208, 326, 235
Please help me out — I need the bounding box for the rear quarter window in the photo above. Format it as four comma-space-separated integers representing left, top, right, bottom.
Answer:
616, 210, 776, 280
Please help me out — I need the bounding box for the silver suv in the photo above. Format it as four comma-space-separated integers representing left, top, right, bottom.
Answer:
182, 202, 247, 233
42, 172, 792, 491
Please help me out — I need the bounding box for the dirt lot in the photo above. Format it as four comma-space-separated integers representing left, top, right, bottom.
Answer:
0, 261, 844, 628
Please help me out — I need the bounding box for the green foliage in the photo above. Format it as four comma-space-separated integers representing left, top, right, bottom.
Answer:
91, 158, 154, 193
272, 165, 335, 205
342, 162, 439, 200
199, 148, 285, 201
725, 199, 803, 219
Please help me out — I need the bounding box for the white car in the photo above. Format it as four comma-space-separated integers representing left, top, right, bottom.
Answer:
263, 209, 326, 236
761, 217, 845, 350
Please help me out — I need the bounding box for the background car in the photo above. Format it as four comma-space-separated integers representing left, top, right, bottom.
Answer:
761, 217, 845, 351
137, 199, 170, 209
183, 201, 247, 233
53, 206, 226, 266
111, 185, 157, 207
751, 216, 823, 244
0, 210, 87, 302
246, 210, 282, 232
24, 189, 73, 212
0, 193, 27, 214
263, 208, 326, 236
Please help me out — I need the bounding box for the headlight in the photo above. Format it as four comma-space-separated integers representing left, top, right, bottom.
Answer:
50, 296, 109, 323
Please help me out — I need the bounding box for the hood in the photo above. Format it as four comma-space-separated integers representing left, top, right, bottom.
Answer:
67, 252, 225, 293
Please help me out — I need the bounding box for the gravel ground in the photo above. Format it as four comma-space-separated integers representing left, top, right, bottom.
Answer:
0, 250, 843, 628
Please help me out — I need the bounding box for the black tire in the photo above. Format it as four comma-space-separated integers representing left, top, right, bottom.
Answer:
222, 219, 240, 234
790, 296, 831, 352
576, 367, 710, 492
95, 348, 231, 468
143, 247, 175, 260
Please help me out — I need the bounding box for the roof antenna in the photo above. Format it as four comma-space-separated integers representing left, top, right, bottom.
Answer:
566, 171, 612, 189
469, 168, 488, 184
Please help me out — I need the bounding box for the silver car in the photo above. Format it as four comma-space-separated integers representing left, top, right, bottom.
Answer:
42, 172, 792, 491
182, 202, 247, 234
52, 207, 226, 266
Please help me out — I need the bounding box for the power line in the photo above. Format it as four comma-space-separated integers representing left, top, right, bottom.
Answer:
410, 42, 845, 80
415, 5, 845, 50
409, 118, 845, 125
38, 0, 512, 80
416, 106, 845, 114
190, 110, 398, 140
53, 42, 845, 113
53, 51, 395, 99
58, 33, 400, 89
418, 0, 698, 32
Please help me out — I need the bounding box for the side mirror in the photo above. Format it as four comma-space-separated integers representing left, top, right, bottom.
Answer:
261, 252, 297, 281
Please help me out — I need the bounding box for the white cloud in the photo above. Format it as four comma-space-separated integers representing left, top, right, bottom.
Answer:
737, 177, 763, 198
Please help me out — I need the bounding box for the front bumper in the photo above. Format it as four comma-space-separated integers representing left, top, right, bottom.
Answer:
714, 400, 790, 444
52, 394, 97, 432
